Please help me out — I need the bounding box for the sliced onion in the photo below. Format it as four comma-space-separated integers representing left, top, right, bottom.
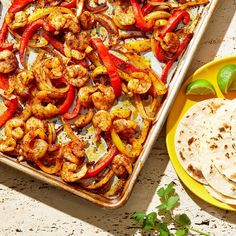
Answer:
85, 0, 108, 13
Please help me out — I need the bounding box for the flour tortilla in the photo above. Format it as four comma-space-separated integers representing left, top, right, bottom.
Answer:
204, 185, 236, 205
207, 99, 236, 182
175, 98, 228, 184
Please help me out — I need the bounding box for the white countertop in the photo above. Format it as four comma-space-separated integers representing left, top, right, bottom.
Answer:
1, 1, 236, 235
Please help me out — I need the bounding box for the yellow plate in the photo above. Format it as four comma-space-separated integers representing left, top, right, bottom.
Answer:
166, 55, 236, 211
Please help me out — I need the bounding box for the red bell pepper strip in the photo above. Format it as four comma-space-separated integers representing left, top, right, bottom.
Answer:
0, 98, 18, 128
130, 0, 154, 32
63, 96, 81, 120
110, 54, 145, 74
154, 41, 171, 63
58, 85, 75, 115
83, 146, 118, 179
19, 19, 55, 66
90, 38, 122, 97
141, 0, 164, 16
0, 73, 9, 90
61, 0, 76, 8
0, 21, 14, 51
160, 33, 193, 83
8, 0, 36, 14
159, 10, 190, 38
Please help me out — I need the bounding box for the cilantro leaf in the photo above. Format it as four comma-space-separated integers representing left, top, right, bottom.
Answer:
132, 212, 146, 223
157, 187, 165, 198
176, 228, 188, 236
143, 212, 157, 229
165, 182, 174, 196
176, 214, 191, 227
158, 222, 170, 236
157, 182, 174, 200
166, 195, 179, 211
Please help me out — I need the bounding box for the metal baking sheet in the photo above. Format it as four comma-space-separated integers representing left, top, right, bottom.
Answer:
0, 0, 218, 208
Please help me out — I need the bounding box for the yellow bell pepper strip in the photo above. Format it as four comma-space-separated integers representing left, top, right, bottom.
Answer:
118, 39, 152, 53
28, 7, 74, 23
91, 38, 122, 97
144, 11, 171, 22
83, 146, 118, 179
19, 19, 55, 66
141, 0, 164, 16
91, 65, 107, 80
34, 157, 62, 174
130, 0, 154, 32
160, 33, 193, 82
8, 0, 36, 14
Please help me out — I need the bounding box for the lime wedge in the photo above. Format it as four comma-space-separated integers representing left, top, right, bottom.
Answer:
217, 64, 236, 93
185, 79, 216, 95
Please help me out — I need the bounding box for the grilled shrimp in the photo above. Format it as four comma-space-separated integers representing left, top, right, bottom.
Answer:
91, 85, 116, 110
0, 50, 18, 74
61, 162, 87, 182
112, 154, 132, 178
44, 57, 64, 79
65, 65, 89, 87
5, 118, 25, 141
92, 110, 112, 132
6, 11, 28, 30
160, 32, 180, 54
17, 104, 32, 121
21, 129, 48, 160
113, 119, 138, 137
127, 72, 152, 94
25, 117, 46, 132
78, 86, 98, 107
62, 140, 87, 165
114, 6, 135, 26
15, 70, 35, 98
74, 108, 93, 128
0, 137, 16, 152
111, 109, 131, 120
47, 12, 67, 31
79, 11, 95, 30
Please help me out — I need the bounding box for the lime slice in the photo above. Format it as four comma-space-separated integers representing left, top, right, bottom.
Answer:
217, 64, 236, 93
185, 79, 216, 95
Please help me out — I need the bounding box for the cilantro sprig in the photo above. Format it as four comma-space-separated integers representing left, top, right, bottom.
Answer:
132, 182, 210, 236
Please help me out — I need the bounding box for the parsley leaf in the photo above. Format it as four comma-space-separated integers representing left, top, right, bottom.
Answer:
132, 212, 146, 223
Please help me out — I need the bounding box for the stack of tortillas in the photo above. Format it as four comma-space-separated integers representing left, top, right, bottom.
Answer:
175, 98, 236, 205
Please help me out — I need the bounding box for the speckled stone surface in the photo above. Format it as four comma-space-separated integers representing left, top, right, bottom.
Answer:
0, 1, 236, 236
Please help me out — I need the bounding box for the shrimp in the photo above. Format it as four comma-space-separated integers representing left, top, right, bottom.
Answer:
92, 110, 112, 132
15, 70, 35, 98
112, 154, 132, 178
114, 6, 135, 26
91, 85, 116, 110
78, 86, 98, 107
21, 129, 48, 160
0, 137, 16, 152
44, 57, 64, 79
65, 65, 89, 87
0, 50, 18, 74
127, 72, 152, 94
113, 119, 138, 138
160, 32, 180, 54
111, 109, 131, 120
47, 12, 67, 31
74, 108, 93, 128
61, 162, 87, 182
5, 118, 25, 141
25, 117, 46, 132
6, 11, 28, 30
17, 104, 32, 121
64, 14, 81, 33
62, 140, 87, 165
79, 11, 95, 30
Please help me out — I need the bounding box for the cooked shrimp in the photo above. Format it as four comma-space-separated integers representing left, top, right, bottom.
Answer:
0, 137, 16, 152
91, 85, 116, 110
44, 58, 64, 79
79, 11, 95, 30
21, 129, 48, 160
92, 110, 112, 132
127, 72, 152, 94
15, 70, 34, 98
61, 162, 87, 182
78, 86, 98, 107
65, 65, 89, 87
112, 154, 132, 178
114, 6, 135, 26
32, 102, 59, 119
25, 117, 45, 132
64, 14, 81, 33
113, 119, 138, 137
160, 32, 180, 53
5, 118, 25, 141
62, 140, 87, 165
17, 104, 32, 121
47, 12, 67, 31
6, 11, 28, 30
0, 50, 18, 74
111, 109, 131, 120
74, 108, 93, 128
